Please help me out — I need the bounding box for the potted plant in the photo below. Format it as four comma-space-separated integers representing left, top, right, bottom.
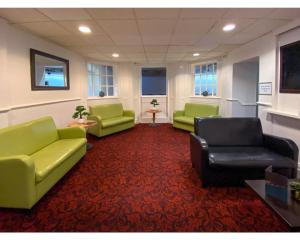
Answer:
72, 105, 90, 123
150, 99, 159, 110
290, 181, 300, 201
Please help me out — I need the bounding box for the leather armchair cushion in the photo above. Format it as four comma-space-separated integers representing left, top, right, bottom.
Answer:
32, 138, 86, 182
0, 117, 59, 157
173, 116, 194, 125
208, 146, 296, 169
89, 103, 123, 120
184, 103, 219, 118
196, 118, 264, 146
101, 116, 134, 128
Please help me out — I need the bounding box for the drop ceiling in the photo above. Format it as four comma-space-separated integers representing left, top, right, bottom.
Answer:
0, 8, 299, 63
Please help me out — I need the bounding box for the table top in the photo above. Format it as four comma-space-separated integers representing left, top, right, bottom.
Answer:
68, 120, 97, 129
146, 109, 162, 114
245, 179, 300, 230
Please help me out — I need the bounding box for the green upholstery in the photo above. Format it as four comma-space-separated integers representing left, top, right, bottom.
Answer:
88, 103, 135, 137
173, 103, 219, 132
0, 116, 87, 209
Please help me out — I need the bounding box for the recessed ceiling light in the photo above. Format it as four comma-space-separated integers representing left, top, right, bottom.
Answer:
193, 53, 200, 57
112, 53, 119, 58
78, 25, 91, 34
223, 24, 236, 32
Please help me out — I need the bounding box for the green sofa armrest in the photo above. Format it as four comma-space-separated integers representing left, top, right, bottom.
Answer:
173, 110, 184, 118
88, 115, 102, 126
58, 127, 86, 139
0, 155, 36, 208
123, 110, 135, 118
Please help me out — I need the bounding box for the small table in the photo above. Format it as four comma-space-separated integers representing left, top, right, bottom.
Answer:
245, 179, 300, 231
68, 120, 97, 150
146, 109, 161, 127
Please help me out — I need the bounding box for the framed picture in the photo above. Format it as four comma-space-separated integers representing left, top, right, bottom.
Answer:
258, 82, 272, 95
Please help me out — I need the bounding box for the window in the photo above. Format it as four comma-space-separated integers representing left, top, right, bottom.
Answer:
88, 63, 115, 97
194, 62, 217, 96
141, 68, 166, 95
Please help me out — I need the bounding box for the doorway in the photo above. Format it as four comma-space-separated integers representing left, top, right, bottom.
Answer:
232, 57, 259, 117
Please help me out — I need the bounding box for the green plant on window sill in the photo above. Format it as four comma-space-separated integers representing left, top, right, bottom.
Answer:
150, 99, 160, 109
72, 105, 90, 123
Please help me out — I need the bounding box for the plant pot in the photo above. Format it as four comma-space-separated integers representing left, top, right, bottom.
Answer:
77, 118, 85, 124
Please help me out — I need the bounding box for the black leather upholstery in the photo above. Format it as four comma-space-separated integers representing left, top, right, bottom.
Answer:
190, 117, 298, 187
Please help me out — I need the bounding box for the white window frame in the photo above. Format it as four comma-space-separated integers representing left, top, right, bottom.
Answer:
87, 61, 118, 98
192, 61, 218, 97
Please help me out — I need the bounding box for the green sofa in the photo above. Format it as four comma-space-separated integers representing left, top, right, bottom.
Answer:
0, 116, 87, 209
173, 103, 219, 132
87, 103, 135, 137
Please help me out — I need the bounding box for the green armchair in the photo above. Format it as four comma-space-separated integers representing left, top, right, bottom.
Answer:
173, 103, 219, 132
0, 116, 87, 209
87, 103, 135, 137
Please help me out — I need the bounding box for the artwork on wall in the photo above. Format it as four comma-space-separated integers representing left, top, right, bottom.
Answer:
258, 82, 272, 95
30, 48, 70, 90
280, 40, 300, 93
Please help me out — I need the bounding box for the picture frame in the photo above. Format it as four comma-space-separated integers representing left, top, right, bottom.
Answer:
258, 82, 272, 95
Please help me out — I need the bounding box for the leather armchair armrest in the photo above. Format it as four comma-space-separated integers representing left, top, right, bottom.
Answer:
263, 134, 299, 161
123, 110, 135, 118
58, 127, 86, 139
88, 115, 102, 127
173, 110, 184, 118
0, 155, 36, 208
190, 133, 210, 176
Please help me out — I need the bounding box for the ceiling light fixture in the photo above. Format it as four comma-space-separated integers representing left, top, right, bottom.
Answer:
222, 24, 236, 32
193, 53, 200, 57
112, 53, 119, 58
78, 25, 91, 34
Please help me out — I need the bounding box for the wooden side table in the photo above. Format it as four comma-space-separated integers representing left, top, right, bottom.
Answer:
146, 109, 161, 127
68, 120, 97, 150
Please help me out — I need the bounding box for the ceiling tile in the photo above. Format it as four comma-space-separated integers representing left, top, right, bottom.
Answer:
223, 33, 259, 44
57, 20, 104, 34
97, 20, 139, 35
223, 8, 273, 19
167, 45, 198, 53
138, 19, 175, 35
144, 45, 168, 53
211, 44, 241, 52
48, 35, 87, 46
96, 45, 120, 53
86, 8, 134, 19
83, 34, 115, 45
0, 9, 50, 23
68, 45, 98, 54
242, 19, 289, 36
110, 35, 143, 46
210, 18, 255, 34
86, 52, 111, 61
135, 9, 180, 19
118, 46, 145, 53
17, 22, 70, 37
171, 34, 204, 45
126, 53, 146, 58
173, 19, 216, 35
180, 9, 227, 19
38, 8, 91, 21
146, 53, 166, 58
266, 9, 300, 20
142, 36, 171, 45
166, 53, 186, 58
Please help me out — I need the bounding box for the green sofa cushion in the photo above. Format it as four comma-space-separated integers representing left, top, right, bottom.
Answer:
101, 116, 134, 128
0, 117, 58, 157
89, 103, 123, 120
174, 116, 194, 125
184, 103, 219, 118
32, 138, 86, 183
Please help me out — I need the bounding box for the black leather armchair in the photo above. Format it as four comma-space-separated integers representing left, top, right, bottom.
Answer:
190, 117, 298, 187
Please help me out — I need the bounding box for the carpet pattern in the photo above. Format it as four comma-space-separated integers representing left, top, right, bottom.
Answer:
0, 124, 288, 232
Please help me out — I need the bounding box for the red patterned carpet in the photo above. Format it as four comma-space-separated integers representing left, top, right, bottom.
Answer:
0, 124, 288, 232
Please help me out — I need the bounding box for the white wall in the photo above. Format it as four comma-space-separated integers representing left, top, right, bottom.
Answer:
220, 24, 300, 167
0, 18, 86, 128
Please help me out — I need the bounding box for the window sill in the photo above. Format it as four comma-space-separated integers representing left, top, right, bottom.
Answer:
189, 96, 221, 99
87, 96, 119, 100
